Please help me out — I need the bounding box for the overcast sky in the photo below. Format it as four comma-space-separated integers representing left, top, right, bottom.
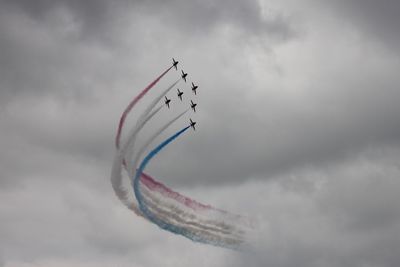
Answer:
1, 0, 400, 266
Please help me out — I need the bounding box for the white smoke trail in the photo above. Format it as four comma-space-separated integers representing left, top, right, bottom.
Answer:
124, 79, 181, 173
111, 79, 180, 212
141, 185, 245, 238
132, 125, 249, 248
129, 109, 252, 237
110, 74, 252, 247
127, 113, 251, 245
140, 185, 245, 247
127, 107, 249, 240
129, 109, 189, 178
111, 105, 163, 211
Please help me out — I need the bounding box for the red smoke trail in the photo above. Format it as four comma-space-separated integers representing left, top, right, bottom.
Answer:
140, 172, 213, 211
141, 172, 244, 220
115, 66, 173, 149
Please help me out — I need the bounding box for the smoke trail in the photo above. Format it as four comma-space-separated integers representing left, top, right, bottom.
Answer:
140, 172, 248, 244
111, 61, 251, 248
111, 105, 163, 210
140, 185, 244, 237
122, 109, 187, 213
131, 110, 248, 217
134, 126, 205, 239
140, 173, 211, 211
130, 109, 189, 176
115, 112, 249, 246
124, 78, 180, 174
112, 78, 180, 211
133, 126, 249, 248
115, 65, 173, 149
131, 113, 216, 211
127, 108, 188, 197
140, 186, 245, 244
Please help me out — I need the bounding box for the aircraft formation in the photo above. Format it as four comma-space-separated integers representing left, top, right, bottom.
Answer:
111, 58, 251, 250
170, 58, 198, 130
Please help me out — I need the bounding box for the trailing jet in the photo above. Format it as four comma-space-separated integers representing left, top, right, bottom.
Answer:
172, 58, 179, 70
190, 100, 197, 112
177, 88, 184, 101
181, 70, 188, 82
191, 82, 198, 95
164, 96, 171, 108
189, 119, 196, 130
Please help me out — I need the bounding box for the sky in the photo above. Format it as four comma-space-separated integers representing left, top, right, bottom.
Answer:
1, 0, 400, 266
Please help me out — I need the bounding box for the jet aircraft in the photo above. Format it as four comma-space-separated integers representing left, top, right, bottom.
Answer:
177, 88, 184, 101
164, 96, 171, 108
190, 100, 197, 112
181, 70, 188, 82
189, 119, 196, 130
172, 58, 179, 70
191, 82, 198, 95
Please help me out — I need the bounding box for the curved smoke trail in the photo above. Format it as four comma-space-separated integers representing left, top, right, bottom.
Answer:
124, 79, 180, 174
133, 127, 247, 248
111, 61, 252, 249
130, 109, 189, 178
112, 75, 180, 212
111, 80, 182, 212
115, 65, 173, 149
131, 110, 216, 212
139, 185, 245, 246
111, 105, 163, 211
129, 110, 250, 236
133, 127, 193, 234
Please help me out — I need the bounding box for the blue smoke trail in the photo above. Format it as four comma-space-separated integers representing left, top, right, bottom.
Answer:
133, 126, 228, 246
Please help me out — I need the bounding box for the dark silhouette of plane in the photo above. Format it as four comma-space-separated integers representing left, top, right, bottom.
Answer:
189, 119, 196, 130
177, 89, 183, 101
164, 96, 171, 108
172, 58, 179, 70
191, 82, 198, 95
181, 70, 188, 82
190, 100, 197, 112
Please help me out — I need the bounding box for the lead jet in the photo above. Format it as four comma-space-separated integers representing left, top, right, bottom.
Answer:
189, 119, 197, 131
177, 88, 184, 101
191, 82, 198, 95
172, 58, 179, 70
165, 96, 171, 108
181, 70, 188, 82
190, 100, 197, 112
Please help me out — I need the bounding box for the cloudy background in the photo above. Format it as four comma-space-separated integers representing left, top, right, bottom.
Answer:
1, 0, 400, 266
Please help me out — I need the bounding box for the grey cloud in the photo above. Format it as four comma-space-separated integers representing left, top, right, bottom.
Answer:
0, 0, 119, 35
319, 0, 400, 49
1, 0, 295, 42
0, 9, 113, 103
3, 148, 399, 267
136, 0, 295, 40
147, 46, 400, 187
228, 151, 400, 267
1, 0, 400, 266
0, 179, 143, 262
0, 0, 295, 125
0, 0, 298, 187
